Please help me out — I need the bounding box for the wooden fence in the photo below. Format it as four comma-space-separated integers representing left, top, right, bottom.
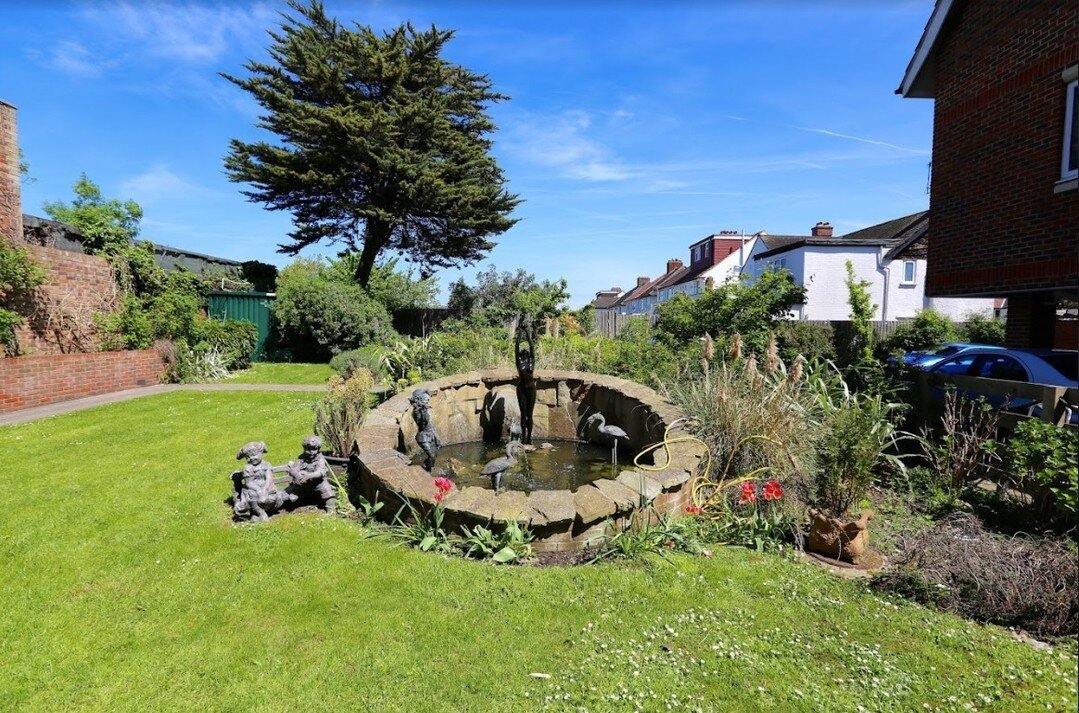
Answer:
913, 371, 1079, 431
595, 314, 937, 340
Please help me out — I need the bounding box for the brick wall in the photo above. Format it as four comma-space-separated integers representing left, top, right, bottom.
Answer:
0, 350, 165, 413
11, 244, 119, 354
0, 99, 20, 242
928, 0, 1078, 298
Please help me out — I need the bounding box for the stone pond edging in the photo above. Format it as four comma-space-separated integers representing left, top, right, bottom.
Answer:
349, 369, 708, 552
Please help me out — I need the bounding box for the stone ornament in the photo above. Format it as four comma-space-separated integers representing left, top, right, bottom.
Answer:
410, 388, 442, 471
806, 508, 874, 565
285, 435, 337, 513
232, 441, 295, 522
514, 313, 537, 444
231, 436, 340, 522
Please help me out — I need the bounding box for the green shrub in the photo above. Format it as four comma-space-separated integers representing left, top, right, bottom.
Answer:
774, 320, 835, 363
274, 259, 397, 361
190, 319, 258, 370
813, 391, 906, 517
959, 312, 1006, 346
653, 269, 805, 353
314, 369, 376, 457
0, 239, 48, 353
882, 309, 957, 354
96, 294, 153, 350
330, 346, 392, 381
1006, 419, 1078, 526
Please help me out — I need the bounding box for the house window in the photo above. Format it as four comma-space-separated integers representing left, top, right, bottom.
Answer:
772, 258, 786, 270
901, 260, 916, 284
692, 247, 700, 262
1062, 76, 1078, 181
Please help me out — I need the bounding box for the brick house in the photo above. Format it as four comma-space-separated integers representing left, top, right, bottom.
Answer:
654, 232, 755, 302
898, 0, 1078, 348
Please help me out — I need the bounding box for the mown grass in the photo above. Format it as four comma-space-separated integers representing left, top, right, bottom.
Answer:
0, 391, 1075, 712
225, 362, 333, 384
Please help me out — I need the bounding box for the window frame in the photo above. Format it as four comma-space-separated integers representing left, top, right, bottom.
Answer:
1061, 73, 1079, 181
901, 260, 917, 285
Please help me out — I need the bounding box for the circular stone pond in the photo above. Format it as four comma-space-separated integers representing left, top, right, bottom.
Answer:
349, 369, 707, 552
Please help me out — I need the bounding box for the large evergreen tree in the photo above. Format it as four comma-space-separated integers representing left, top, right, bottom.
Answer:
223, 0, 520, 288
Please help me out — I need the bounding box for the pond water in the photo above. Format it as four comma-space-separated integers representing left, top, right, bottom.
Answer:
417, 440, 629, 493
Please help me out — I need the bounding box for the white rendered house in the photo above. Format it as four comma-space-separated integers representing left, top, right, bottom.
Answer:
743, 212, 996, 322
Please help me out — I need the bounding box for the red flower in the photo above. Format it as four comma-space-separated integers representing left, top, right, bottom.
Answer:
763, 480, 784, 501
738, 481, 758, 505
685, 505, 703, 515
433, 476, 453, 493
434, 491, 445, 503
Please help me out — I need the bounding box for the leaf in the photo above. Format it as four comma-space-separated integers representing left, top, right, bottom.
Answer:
420, 535, 436, 551
492, 546, 518, 563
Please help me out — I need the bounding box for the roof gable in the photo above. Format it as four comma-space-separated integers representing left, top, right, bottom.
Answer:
898, 0, 959, 98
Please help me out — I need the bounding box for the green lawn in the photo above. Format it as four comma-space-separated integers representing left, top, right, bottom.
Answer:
1, 392, 1075, 712
225, 362, 334, 384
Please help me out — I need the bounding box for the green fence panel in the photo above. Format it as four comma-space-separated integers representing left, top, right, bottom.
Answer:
207, 291, 275, 361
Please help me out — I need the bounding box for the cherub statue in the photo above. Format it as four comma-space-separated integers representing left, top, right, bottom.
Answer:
232, 441, 295, 522
285, 435, 337, 513
410, 388, 441, 471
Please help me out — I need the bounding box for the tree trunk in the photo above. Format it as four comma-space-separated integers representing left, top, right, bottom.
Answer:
354, 220, 389, 288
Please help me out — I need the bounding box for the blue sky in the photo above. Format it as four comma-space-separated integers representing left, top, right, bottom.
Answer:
2, 1, 934, 307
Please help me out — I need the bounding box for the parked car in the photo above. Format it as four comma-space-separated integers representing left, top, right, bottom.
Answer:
924, 348, 1079, 423
890, 342, 1004, 370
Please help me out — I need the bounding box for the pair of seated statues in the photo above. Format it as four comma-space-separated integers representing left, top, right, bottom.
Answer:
232, 436, 337, 522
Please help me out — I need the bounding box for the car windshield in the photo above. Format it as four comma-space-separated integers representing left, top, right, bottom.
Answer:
932, 346, 960, 357
1039, 353, 1079, 381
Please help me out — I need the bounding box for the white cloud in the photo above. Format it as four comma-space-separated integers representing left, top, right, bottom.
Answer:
119, 165, 206, 203
506, 110, 638, 182
83, 2, 276, 64
38, 41, 103, 77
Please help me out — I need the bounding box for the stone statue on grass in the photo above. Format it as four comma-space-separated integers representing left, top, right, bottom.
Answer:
232, 441, 295, 522
285, 435, 337, 513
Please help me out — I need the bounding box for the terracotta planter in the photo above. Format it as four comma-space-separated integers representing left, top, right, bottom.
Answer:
807, 508, 873, 565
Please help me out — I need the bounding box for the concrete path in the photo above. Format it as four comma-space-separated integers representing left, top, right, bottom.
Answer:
0, 382, 327, 427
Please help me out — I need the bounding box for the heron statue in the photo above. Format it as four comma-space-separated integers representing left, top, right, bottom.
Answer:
586, 412, 629, 465
482, 440, 524, 492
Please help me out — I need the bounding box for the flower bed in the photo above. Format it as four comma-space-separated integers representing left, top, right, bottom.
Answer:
349, 369, 706, 552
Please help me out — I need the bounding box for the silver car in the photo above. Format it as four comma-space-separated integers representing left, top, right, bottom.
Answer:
925, 348, 1078, 422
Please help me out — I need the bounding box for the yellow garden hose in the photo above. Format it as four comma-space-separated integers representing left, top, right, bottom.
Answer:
632, 418, 784, 516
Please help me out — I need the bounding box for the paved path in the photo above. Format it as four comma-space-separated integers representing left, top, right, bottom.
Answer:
0, 382, 327, 427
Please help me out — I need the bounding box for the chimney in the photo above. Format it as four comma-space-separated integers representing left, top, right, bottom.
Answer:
636, 276, 650, 288
811, 221, 833, 238
666, 259, 683, 273
0, 98, 22, 242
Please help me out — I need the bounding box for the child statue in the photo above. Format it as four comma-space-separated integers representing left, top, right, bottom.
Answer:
410, 388, 441, 471
232, 441, 295, 522
285, 435, 337, 513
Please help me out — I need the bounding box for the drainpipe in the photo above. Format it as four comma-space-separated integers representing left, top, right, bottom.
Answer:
877, 249, 890, 322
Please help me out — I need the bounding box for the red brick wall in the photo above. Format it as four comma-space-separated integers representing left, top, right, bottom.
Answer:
0, 100, 21, 242
927, 0, 1079, 298
11, 244, 119, 355
0, 350, 165, 413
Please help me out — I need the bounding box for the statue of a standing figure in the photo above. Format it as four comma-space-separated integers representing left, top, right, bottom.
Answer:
285, 435, 337, 513
515, 313, 537, 445
410, 388, 441, 470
